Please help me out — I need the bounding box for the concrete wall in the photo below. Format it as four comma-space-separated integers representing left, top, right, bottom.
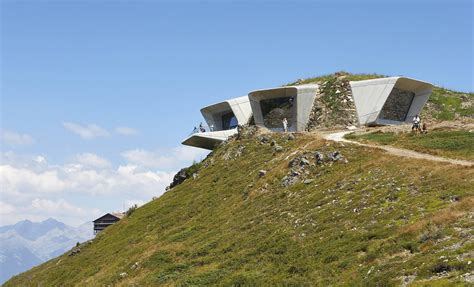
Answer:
200, 96, 252, 130
227, 96, 253, 125
350, 77, 433, 126
183, 96, 252, 150
248, 84, 318, 132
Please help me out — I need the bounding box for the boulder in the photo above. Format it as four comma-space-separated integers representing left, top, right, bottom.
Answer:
315, 152, 324, 164
328, 151, 343, 161
274, 145, 284, 152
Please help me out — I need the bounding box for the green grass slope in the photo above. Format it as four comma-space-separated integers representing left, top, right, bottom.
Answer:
6, 132, 473, 286
346, 129, 474, 161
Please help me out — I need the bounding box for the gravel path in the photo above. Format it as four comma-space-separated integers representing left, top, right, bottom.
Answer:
323, 131, 473, 167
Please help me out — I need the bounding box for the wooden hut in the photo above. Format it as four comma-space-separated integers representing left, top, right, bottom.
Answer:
93, 212, 124, 234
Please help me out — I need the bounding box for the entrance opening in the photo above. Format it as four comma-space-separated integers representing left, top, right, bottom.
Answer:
260, 97, 294, 128
379, 88, 415, 122
221, 112, 238, 130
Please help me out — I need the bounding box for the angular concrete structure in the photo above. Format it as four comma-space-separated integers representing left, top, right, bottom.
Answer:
248, 84, 318, 132
182, 96, 252, 150
350, 77, 433, 126
182, 76, 433, 149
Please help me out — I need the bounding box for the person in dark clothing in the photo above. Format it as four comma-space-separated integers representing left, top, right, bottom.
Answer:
199, 122, 206, 133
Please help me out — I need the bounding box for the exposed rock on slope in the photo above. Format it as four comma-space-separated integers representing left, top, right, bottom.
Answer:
306, 73, 359, 130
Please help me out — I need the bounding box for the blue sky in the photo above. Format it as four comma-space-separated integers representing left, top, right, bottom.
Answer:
1, 0, 472, 226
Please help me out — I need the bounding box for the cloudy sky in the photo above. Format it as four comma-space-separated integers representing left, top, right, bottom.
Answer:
1, 0, 472, 226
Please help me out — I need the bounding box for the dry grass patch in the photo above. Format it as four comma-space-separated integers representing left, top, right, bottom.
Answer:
401, 196, 474, 236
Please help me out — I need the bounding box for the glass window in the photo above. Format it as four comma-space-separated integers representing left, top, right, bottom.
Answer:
222, 112, 238, 130
260, 97, 294, 128
379, 88, 415, 122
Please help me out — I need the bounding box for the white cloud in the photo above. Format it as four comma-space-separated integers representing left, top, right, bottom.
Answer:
73, 153, 111, 169
121, 146, 209, 170
0, 201, 15, 214
0, 160, 173, 225
0, 165, 66, 196
30, 198, 94, 217
0, 198, 103, 227
0, 144, 204, 226
62, 122, 109, 139
120, 149, 166, 168
115, 126, 139, 136
1, 130, 34, 146
1, 157, 175, 198
34, 156, 47, 164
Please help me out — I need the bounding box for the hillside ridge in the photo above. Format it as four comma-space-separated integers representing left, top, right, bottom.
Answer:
5, 73, 473, 286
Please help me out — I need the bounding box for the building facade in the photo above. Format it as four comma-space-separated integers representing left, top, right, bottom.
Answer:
182, 77, 433, 150
181, 96, 252, 150
93, 212, 124, 234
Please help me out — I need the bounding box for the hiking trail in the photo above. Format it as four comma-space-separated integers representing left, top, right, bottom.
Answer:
322, 131, 473, 167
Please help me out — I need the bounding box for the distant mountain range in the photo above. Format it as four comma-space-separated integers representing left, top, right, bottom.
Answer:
0, 218, 93, 284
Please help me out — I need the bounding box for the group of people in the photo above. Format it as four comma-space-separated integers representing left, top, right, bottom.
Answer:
412, 114, 428, 134
193, 122, 209, 133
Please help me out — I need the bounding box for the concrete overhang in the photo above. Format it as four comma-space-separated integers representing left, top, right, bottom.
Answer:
181, 129, 238, 150
248, 84, 318, 132
200, 96, 252, 130
350, 77, 433, 126
182, 96, 252, 150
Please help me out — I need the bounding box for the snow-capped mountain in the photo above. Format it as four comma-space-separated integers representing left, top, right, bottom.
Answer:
0, 218, 93, 284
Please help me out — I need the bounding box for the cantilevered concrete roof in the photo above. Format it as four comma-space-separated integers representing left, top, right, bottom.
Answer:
182, 129, 238, 150
182, 96, 252, 150
350, 77, 433, 125
248, 84, 318, 132
200, 96, 252, 131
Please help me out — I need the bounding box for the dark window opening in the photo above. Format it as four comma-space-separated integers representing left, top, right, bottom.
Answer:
260, 97, 294, 128
222, 112, 238, 130
379, 88, 415, 122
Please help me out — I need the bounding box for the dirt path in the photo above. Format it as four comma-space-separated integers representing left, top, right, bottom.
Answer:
322, 131, 474, 167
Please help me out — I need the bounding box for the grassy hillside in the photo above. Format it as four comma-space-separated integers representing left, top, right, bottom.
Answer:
285, 71, 387, 86
6, 131, 473, 286
422, 88, 474, 121
346, 129, 474, 161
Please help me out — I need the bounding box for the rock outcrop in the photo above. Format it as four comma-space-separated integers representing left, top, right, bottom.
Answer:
306, 73, 359, 130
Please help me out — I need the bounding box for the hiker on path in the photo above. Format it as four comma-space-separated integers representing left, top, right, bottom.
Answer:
282, 118, 288, 133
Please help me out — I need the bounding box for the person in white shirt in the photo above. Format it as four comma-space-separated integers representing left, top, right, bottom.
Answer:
282, 118, 288, 133
412, 115, 421, 132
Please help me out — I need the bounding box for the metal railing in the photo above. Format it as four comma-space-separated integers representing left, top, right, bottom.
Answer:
187, 123, 240, 137
188, 123, 211, 136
